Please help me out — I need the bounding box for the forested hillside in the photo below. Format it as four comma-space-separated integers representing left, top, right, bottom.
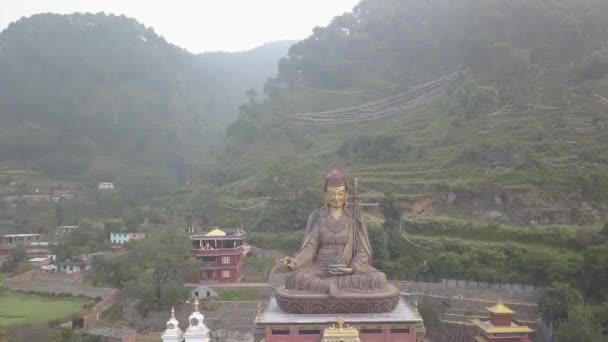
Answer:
206, 0, 608, 226
0, 13, 289, 194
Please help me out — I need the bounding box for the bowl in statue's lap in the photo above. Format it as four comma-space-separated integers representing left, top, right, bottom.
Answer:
327, 264, 348, 271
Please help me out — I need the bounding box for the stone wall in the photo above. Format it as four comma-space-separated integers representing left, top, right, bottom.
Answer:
269, 274, 542, 302
31, 269, 85, 283
393, 280, 542, 303
82, 289, 121, 328
4, 269, 84, 286
3, 269, 35, 283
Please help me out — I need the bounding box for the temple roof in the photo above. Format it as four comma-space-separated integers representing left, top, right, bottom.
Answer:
471, 319, 533, 334
486, 300, 514, 314
204, 228, 226, 237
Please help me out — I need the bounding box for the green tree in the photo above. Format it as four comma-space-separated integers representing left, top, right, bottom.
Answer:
121, 234, 197, 313
367, 222, 392, 272
580, 244, 608, 301
10, 245, 27, 264
54, 203, 65, 226
555, 304, 604, 342
0, 245, 27, 272
540, 282, 584, 325
600, 222, 608, 238
380, 192, 401, 232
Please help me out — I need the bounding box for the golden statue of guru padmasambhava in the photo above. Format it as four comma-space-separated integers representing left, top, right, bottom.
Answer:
283, 168, 390, 298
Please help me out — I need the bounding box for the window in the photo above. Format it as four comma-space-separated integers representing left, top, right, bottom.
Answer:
390, 328, 410, 334
298, 329, 321, 335
360, 329, 383, 334
271, 330, 290, 335
222, 256, 230, 264
222, 270, 230, 278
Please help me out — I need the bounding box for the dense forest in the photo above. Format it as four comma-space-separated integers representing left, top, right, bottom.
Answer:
0, 1, 608, 339
0, 13, 290, 196
206, 0, 608, 227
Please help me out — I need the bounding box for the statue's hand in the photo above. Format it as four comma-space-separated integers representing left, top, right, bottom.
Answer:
284, 257, 298, 271
329, 267, 353, 276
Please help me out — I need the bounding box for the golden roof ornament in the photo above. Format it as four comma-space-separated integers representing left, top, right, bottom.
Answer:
486, 298, 514, 314
323, 317, 360, 341
205, 228, 226, 237
255, 301, 263, 322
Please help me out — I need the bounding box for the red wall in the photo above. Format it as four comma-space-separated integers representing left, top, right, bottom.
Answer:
264, 326, 417, 342
197, 249, 244, 283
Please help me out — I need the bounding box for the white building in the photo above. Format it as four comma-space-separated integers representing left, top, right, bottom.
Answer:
98, 182, 115, 190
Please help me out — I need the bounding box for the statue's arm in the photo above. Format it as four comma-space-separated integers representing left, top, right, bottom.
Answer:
350, 246, 371, 273
293, 212, 320, 269
293, 230, 317, 269
350, 218, 374, 273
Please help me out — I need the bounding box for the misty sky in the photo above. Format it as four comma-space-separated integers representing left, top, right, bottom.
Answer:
0, 0, 361, 53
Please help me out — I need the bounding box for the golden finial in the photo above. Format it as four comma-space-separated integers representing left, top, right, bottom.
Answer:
255, 301, 263, 321
194, 296, 200, 312
171, 305, 176, 319
337, 316, 345, 331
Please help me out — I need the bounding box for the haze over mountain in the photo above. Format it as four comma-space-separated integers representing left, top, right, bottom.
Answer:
0, 13, 291, 191
208, 0, 608, 226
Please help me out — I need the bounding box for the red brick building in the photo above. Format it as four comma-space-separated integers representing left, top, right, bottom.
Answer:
190, 227, 246, 283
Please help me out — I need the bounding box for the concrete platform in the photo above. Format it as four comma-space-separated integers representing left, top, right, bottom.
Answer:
255, 297, 424, 341
261, 297, 422, 325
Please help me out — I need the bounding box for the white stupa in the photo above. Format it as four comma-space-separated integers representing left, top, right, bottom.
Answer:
183, 297, 210, 342
161, 306, 183, 342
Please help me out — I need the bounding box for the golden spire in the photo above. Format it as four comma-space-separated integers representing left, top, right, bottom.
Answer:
171, 305, 176, 319
487, 298, 514, 314
255, 301, 263, 321
337, 316, 345, 331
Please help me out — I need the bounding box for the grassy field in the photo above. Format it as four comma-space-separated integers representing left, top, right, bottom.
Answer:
0, 273, 8, 285
215, 289, 263, 301
0, 290, 91, 326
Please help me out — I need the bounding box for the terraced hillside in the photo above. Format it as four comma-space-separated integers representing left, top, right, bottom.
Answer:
205, 0, 608, 226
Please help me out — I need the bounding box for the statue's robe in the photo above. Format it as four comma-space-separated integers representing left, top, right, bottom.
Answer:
285, 205, 388, 294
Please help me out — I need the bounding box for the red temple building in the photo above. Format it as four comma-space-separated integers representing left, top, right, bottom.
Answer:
471, 300, 533, 342
190, 227, 246, 283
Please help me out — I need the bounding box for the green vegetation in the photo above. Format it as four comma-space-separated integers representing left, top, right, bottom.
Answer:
215, 289, 263, 301
540, 283, 584, 325
0, 12, 289, 210
205, 0, 608, 227
89, 233, 197, 314
0, 273, 8, 286
404, 216, 606, 250
0, 290, 89, 326
246, 232, 303, 255
555, 304, 605, 342
243, 256, 276, 282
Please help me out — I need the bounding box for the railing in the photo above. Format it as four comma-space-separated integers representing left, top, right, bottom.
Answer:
191, 247, 243, 257
202, 262, 216, 269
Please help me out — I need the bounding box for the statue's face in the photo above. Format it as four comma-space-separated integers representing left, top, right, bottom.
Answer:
326, 185, 347, 209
